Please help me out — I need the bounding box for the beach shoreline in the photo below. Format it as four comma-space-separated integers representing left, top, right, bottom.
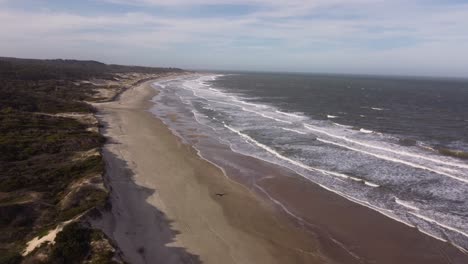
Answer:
92, 75, 328, 264
94, 74, 468, 264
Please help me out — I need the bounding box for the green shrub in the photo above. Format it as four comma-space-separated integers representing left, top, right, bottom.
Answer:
49, 223, 91, 264
0, 250, 22, 264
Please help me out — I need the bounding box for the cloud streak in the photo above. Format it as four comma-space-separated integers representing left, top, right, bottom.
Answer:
1, 0, 467, 76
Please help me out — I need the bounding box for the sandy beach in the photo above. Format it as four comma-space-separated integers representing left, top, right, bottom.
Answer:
92, 76, 328, 264
93, 75, 468, 264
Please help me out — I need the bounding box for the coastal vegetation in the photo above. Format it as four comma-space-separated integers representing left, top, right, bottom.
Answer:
0, 57, 182, 263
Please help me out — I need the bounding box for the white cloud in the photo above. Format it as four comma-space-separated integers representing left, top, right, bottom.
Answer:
0, 1, 467, 76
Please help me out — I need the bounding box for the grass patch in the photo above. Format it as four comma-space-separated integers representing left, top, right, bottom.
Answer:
58, 189, 108, 222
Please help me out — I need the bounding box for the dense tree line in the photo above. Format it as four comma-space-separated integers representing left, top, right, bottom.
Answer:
0, 57, 182, 80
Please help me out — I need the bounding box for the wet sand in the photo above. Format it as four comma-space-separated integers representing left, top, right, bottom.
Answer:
259, 175, 468, 263
94, 76, 468, 264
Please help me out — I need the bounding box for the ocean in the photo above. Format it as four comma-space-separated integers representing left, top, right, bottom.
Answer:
150, 72, 468, 252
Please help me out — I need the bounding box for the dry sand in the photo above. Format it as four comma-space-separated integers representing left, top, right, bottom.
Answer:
93, 77, 330, 264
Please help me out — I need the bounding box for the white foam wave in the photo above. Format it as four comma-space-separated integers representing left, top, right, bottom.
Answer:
371, 107, 385, 111
419, 144, 436, 152
346, 176, 380, 187
359, 128, 373, 133
417, 228, 448, 242
184, 99, 278, 127
232, 98, 268, 108
318, 170, 467, 246
333, 122, 350, 128
224, 125, 378, 183
453, 243, 468, 254
281, 127, 307, 135
240, 107, 292, 124
182, 79, 293, 125
327, 115, 338, 119
186, 77, 468, 185
305, 124, 468, 171
314, 136, 468, 184
209, 88, 221, 92
395, 198, 420, 211
276, 110, 305, 119
364, 181, 380, 187
315, 183, 416, 229
409, 212, 468, 238
191, 110, 204, 124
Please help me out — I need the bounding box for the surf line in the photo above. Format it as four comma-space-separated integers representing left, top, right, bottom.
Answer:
281, 127, 307, 135
304, 124, 468, 170
224, 124, 379, 187
409, 212, 468, 239
276, 110, 305, 119
182, 82, 293, 125
223, 125, 445, 237
314, 137, 468, 184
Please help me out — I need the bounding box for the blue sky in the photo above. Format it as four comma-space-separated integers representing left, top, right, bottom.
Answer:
1, 0, 467, 77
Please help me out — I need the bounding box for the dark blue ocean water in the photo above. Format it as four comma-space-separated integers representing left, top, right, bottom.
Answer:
150, 72, 468, 252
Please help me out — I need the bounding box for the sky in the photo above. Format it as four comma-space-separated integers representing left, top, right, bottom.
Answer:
1, 0, 468, 77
